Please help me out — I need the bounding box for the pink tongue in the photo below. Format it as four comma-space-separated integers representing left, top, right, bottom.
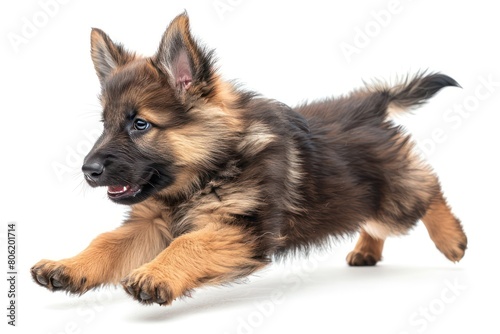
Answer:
108, 185, 129, 194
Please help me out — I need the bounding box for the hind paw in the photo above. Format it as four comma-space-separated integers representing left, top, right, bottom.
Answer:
437, 232, 467, 262
346, 251, 381, 266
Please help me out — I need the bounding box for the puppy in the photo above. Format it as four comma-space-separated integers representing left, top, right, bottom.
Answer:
31, 13, 467, 305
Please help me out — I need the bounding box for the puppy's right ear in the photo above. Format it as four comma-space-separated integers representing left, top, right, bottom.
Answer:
90, 28, 134, 85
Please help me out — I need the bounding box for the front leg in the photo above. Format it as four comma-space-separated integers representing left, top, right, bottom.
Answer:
31, 216, 169, 294
121, 222, 267, 305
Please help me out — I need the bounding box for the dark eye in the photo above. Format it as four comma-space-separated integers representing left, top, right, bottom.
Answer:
133, 118, 150, 131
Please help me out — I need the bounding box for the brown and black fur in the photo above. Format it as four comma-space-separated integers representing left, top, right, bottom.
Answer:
31, 13, 467, 305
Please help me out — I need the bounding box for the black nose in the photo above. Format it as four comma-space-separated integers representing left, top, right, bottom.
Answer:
82, 162, 104, 180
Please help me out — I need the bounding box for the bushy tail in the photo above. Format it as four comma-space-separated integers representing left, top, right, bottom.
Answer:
377, 72, 460, 114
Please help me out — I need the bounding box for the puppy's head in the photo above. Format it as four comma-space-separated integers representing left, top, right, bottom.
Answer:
83, 13, 238, 205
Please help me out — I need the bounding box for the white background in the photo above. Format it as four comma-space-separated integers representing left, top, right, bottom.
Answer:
1, 0, 499, 333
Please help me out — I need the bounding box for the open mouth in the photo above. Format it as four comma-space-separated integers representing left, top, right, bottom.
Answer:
107, 185, 142, 200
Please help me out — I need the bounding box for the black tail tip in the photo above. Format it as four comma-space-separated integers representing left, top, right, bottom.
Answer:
419, 73, 462, 94
427, 73, 461, 89
386, 71, 461, 110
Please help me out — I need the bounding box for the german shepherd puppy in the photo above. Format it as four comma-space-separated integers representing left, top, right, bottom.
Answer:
32, 13, 467, 306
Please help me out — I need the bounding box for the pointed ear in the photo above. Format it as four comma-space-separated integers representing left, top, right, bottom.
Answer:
154, 13, 215, 94
90, 28, 134, 85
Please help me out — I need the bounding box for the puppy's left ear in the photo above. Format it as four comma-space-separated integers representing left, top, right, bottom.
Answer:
154, 13, 215, 96
90, 28, 135, 86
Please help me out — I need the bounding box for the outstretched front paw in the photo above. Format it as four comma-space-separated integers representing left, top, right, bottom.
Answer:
31, 259, 91, 294
121, 265, 178, 306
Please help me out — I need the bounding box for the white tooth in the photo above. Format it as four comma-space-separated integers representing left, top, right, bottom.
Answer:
123, 186, 127, 192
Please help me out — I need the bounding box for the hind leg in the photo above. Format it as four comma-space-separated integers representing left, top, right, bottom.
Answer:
347, 229, 385, 266
421, 190, 467, 262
